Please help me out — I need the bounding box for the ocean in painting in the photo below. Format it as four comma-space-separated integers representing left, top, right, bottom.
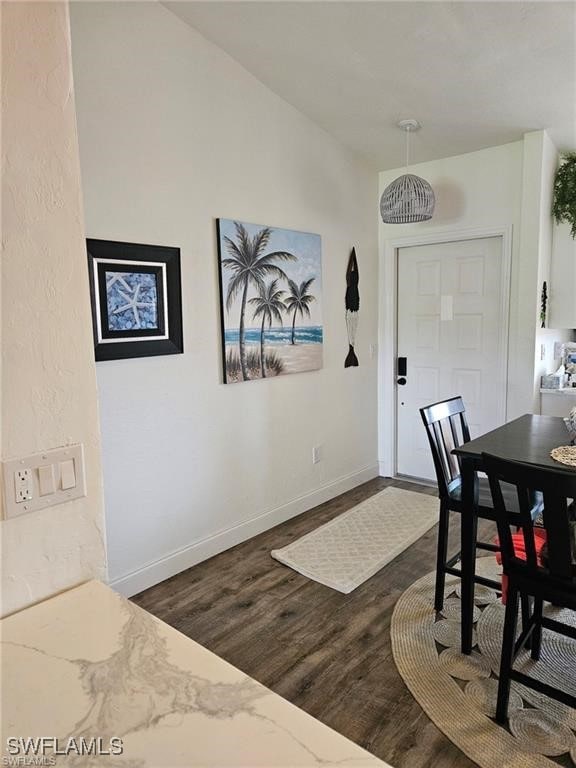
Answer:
224, 326, 323, 345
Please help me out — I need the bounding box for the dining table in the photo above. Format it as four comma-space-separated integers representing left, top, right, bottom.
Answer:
451, 413, 573, 655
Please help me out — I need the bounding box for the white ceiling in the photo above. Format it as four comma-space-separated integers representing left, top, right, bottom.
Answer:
164, 1, 576, 169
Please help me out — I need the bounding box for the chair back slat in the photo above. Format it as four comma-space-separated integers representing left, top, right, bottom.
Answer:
448, 415, 462, 474
542, 492, 574, 580
420, 397, 469, 496
517, 486, 539, 569
483, 453, 576, 585
488, 469, 514, 549
432, 421, 452, 482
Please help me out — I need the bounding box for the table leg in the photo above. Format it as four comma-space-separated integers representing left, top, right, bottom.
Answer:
460, 458, 478, 655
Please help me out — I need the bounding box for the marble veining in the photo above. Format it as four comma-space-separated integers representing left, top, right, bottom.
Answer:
1, 581, 390, 767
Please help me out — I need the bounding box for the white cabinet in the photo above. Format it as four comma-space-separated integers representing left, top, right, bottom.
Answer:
549, 222, 576, 329
540, 389, 576, 417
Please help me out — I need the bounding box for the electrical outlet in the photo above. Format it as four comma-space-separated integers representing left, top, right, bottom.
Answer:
14, 469, 33, 503
312, 445, 322, 464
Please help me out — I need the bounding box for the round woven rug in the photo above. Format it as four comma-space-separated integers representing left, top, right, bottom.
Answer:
391, 557, 576, 768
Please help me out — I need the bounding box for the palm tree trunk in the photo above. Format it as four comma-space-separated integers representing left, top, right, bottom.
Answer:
260, 315, 266, 378
291, 308, 297, 345
239, 280, 249, 380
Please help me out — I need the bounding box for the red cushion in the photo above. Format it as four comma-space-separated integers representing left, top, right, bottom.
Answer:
495, 530, 547, 604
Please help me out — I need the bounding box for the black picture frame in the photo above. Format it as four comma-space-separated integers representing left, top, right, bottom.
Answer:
86, 238, 183, 362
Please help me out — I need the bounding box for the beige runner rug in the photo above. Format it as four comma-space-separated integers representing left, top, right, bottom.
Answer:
271, 487, 438, 593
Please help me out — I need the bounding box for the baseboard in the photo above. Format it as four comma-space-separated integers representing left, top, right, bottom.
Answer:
394, 472, 438, 489
378, 460, 390, 477
110, 463, 379, 598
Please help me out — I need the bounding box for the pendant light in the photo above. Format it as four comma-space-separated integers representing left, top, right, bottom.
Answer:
380, 119, 435, 224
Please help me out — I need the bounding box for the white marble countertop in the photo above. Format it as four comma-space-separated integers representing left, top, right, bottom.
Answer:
1, 580, 391, 768
540, 388, 576, 395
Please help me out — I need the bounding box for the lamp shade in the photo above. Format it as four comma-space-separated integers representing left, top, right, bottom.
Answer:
380, 173, 435, 223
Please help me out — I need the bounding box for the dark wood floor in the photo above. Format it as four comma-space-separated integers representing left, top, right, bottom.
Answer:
133, 477, 494, 768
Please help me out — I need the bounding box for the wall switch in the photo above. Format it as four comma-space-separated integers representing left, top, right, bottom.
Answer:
14, 469, 33, 503
60, 459, 76, 490
369, 343, 377, 360
38, 465, 56, 496
2, 444, 86, 519
540, 343, 546, 361
312, 445, 322, 464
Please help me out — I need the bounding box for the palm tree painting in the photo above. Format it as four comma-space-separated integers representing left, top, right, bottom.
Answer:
284, 278, 316, 345
217, 219, 323, 383
248, 279, 285, 377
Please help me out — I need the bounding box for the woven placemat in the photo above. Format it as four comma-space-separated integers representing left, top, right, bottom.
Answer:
550, 445, 576, 467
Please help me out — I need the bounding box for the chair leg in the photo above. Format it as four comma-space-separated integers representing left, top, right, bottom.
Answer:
520, 593, 532, 650
460, 508, 478, 655
434, 501, 450, 611
496, 584, 519, 725
531, 597, 544, 661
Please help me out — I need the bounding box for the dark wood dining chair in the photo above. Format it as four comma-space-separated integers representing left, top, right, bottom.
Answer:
420, 397, 517, 611
482, 453, 576, 724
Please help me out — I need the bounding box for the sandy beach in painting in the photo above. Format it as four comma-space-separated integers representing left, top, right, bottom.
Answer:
224, 342, 322, 382
267, 343, 322, 375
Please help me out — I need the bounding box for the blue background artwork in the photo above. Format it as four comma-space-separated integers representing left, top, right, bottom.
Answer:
105, 271, 159, 331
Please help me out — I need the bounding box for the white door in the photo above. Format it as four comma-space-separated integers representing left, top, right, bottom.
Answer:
396, 237, 508, 480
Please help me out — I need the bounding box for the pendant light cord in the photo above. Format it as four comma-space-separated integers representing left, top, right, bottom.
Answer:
405, 127, 410, 173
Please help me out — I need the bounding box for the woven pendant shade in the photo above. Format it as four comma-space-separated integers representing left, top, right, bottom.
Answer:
380, 173, 435, 223
380, 119, 435, 224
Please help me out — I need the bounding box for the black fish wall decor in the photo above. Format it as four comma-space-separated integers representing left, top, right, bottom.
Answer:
540, 281, 548, 329
345, 247, 360, 367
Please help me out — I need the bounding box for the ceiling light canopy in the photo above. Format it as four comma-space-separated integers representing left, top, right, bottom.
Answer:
380, 120, 435, 224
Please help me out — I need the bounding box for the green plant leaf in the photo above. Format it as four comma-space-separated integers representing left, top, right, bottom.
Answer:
553, 153, 576, 238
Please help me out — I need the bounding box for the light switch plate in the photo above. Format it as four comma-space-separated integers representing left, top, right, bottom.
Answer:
2, 444, 86, 519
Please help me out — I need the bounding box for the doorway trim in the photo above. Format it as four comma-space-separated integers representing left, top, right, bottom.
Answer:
378, 225, 512, 478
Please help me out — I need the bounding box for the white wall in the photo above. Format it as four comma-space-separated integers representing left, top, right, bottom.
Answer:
1, 2, 107, 616
523, 131, 573, 408
70, 2, 378, 595
378, 142, 526, 473
549, 222, 576, 330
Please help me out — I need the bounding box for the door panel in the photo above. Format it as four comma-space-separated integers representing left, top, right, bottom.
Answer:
396, 237, 506, 480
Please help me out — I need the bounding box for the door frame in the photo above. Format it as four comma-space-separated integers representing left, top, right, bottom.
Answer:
378, 225, 512, 478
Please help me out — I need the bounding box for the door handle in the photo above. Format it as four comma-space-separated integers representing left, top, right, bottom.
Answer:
397, 357, 407, 386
